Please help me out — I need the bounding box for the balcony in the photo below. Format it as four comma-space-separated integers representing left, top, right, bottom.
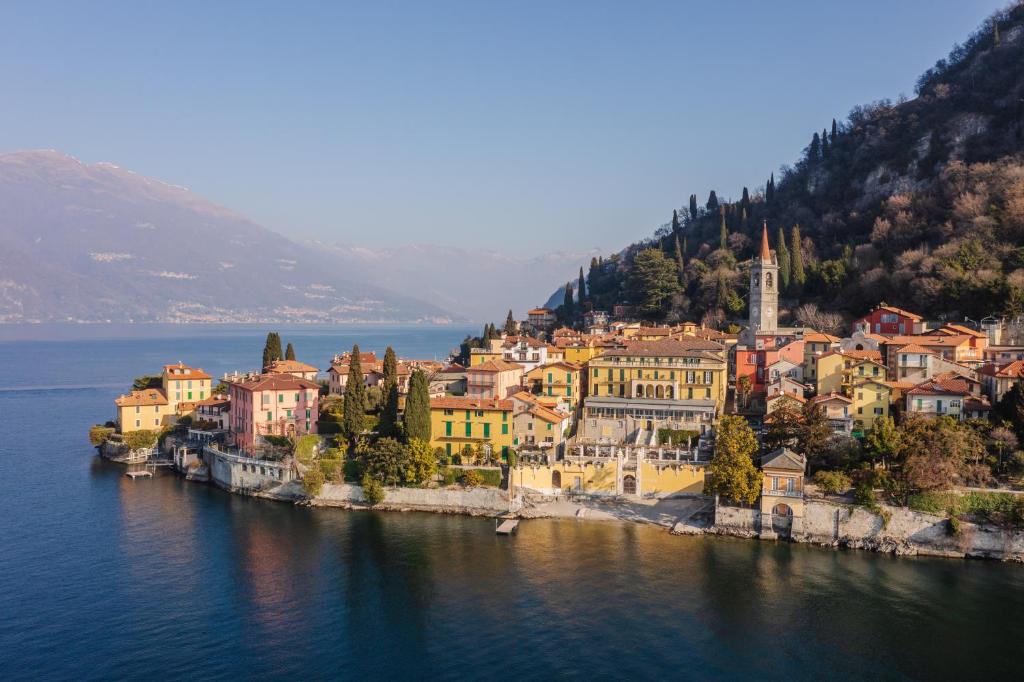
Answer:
763, 488, 802, 498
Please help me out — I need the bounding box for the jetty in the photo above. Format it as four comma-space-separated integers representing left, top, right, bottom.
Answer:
496, 519, 519, 535
125, 470, 153, 480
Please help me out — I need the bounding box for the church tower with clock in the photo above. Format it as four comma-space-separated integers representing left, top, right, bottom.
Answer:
749, 222, 778, 336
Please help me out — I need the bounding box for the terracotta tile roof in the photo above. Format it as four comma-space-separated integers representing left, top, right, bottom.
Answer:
804, 332, 840, 343
636, 326, 673, 336
528, 308, 554, 315
162, 363, 212, 381
906, 379, 970, 397
430, 396, 513, 411
979, 360, 1024, 378
115, 389, 169, 407
468, 359, 524, 373
265, 359, 319, 374
767, 392, 806, 404
844, 350, 883, 362
935, 323, 987, 338
867, 305, 922, 321
760, 447, 806, 471
965, 396, 992, 412
602, 337, 724, 358
195, 394, 230, 408
438, 363, 466, 373
893, 343, 936, 355
527, 405, 566, 424
886, 335, 969, 348
528, 360, 582, 373
231, 374, 321, 392
813, 392, 853, 404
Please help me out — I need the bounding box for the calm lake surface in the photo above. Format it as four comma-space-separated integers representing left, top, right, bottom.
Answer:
1, 324, 1023, 681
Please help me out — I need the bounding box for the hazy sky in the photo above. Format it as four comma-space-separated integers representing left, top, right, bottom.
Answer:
0, 1, 998, 255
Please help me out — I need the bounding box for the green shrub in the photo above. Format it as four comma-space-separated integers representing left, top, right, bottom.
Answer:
89, 425, 115, 446
344, 458, 364, 482
947, 515, 962, 537
122, 430, 158, 451
303, 465, 325, 496
261, 434, 291, 449
294, 434, 319, 464
462, 470, 484, 487
813, 470, 852, 495
319, 457, 342, 481
439, 467, 460, 486
657, 428, 700, 446
361, 474, 385, 506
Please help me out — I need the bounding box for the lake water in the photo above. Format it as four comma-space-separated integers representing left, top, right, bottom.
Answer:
1, 325, 1023, 681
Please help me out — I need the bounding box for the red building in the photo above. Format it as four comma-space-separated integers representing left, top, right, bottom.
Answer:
735, 336, 805, 395
852, 305, 922, 336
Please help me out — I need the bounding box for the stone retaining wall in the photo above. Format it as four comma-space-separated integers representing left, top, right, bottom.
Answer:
714, 498, 1024, 561
313, 483, 509, 515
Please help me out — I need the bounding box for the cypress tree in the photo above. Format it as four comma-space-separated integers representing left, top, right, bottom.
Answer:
689, 194, 699, 220
285, 342, 296, 361
378, 346, 399, 437
673, 235, 685, 286
403, 369, 431, 442
262, 331, 283, 369
342, 344, 367, 445
766, 174, 775, 203
588, 258, 600, 301
741, 187, 751, 214
831, 118, 838, 139
563, 281, 574, 317
776, 227, 791, 291
821, 127, 830, 158
706, 190, 719, 212
719, 208, 728, 251
741, 206, 748, 233
578, 266, 587, 302
790, 224, 806, 291
809, 132, 821, 161
671, 209, 680, 235
503, 309, 517, 335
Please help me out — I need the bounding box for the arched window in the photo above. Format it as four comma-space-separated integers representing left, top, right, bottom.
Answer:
666, 386, 674, 399
645, 385, 654, 399
623, 475, 637, 495
765, 272, 773, 290
772, 503, 792, 517
552, 470, 562, 490
655, 385, 664, 399
636, 384, 644, 398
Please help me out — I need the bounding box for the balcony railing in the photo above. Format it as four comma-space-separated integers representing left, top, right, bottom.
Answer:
763, 488, 802, 498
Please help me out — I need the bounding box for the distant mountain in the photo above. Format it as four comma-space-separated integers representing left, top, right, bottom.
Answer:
310, 242, 602, 322
0, 150, 455, 324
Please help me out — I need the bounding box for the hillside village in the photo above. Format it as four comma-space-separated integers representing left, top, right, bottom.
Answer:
92, 224, 1024, 548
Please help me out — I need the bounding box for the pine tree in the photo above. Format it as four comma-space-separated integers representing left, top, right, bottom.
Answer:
706, 190, 719, 212
378, 346, 400, 438
503, 309, 517, 335
578, 266, 587, 302
671, 209, 680, 235
402, 369, 431, 442
342, 344, 367, 445
790, 224, 806, 292
689, 194, 699, 220
776, 227, 791, 291
719, 208, 728, 251
285, 342, 296, 361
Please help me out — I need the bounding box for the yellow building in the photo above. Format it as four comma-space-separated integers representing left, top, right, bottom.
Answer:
469, 348, 502, 366
559, 340, 604, 366
162, 362, 213, 416
802, 332, 840, 382
429, 396, 514, 459
812, 352, 846, 396
512, 403, 571, 448
511, 453, 704, 497
587, 338, 727, 407
115, 388, 171, 433
526, 360, 583, 407
759, 447, 807, 539
851, 378, 892, 434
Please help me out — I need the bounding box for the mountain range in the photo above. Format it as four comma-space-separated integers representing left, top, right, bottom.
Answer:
0, 150, 589, 324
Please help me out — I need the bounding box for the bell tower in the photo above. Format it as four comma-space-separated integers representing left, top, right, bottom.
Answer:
749, 222, 778, 335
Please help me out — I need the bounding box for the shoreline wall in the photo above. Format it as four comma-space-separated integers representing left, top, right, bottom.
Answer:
312, 483, 510, 515
714, 498, 1024, 561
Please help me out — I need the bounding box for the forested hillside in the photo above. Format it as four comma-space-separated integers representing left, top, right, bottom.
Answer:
573, 3, 1024, 328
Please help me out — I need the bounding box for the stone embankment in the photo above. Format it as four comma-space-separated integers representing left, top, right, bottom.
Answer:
309, 483, 511, 516
710, 498, 1024, 562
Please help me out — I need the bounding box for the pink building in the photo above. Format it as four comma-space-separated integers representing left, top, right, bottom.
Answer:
467, 359, 524, 399
227, 374, 321, 451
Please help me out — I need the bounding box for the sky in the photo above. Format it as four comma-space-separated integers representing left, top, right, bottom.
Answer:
0, 0, 1000, 256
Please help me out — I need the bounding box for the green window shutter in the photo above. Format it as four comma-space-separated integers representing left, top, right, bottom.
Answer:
446, 443, 452, 456
266, 411, 272, 421
445, 422, 452, 436
566, 373, 571, 384
278, 394, 283, 402
567, 386, 572, 396
484, 423, 490, 438
502, 424, 508, 435
465, 410, 471, 419
465, 422, 472, 437
502, 411, 507, 421
188, 391, 192, 400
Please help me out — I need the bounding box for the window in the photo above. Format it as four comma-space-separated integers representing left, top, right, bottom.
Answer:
286, 409, 292, 418
278, 394, 284, 403
465, 423, 472, 437
483, 423, 490, 438
528, 423, 533, 431
704, 371, 713, 384
294, 393, 299, 401
187, 391, 192, 400
135, 406, 140, 414
267, 411, 272, 421
444, 409, 454, 416
445, 422, 452, 436
566, 373, 572, 384
135, 419, 141, 428
306, 408, 311, 418
501, 423, 508, 435
874, 407, 884, 415
475, 410, 484, 417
